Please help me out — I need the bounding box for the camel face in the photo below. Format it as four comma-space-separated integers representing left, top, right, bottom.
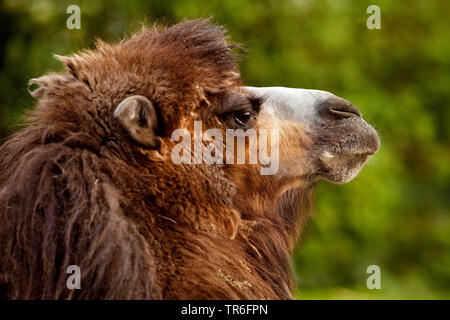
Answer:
0, 19, 382, 299
243, 86, 380, 183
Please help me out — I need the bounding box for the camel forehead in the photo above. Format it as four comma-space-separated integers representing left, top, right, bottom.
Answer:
243, 86, 334, 105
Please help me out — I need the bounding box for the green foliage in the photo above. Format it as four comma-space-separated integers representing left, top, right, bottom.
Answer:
0, 0, 448, 299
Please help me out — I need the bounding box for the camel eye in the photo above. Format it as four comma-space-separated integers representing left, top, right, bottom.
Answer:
234, 111, 252, 126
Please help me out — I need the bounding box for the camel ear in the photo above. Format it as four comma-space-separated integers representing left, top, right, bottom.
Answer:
114, 95, 159, 147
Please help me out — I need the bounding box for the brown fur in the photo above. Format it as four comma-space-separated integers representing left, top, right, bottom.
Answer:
0, 19, 314, 299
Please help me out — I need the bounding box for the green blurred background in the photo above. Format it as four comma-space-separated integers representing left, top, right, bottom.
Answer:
0, 0, 448, 299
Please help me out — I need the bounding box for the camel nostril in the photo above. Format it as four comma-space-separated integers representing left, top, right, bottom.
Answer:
317, 97, 362, 119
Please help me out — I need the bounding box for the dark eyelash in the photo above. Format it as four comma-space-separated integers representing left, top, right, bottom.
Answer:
219, 95, 266, 116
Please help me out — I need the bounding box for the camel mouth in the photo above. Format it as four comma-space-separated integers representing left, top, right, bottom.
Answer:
331, 141, 380, 157
317, 152, 371, 184
315, 122, 380, 183
322, 143, 379, 158
320, 148, 373, 163
317, 117, 380, 156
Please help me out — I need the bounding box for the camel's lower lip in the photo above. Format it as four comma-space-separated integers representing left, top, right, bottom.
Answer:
339, 149, 377, 157
324, 146, 378, 159
330, 133, 380, 157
